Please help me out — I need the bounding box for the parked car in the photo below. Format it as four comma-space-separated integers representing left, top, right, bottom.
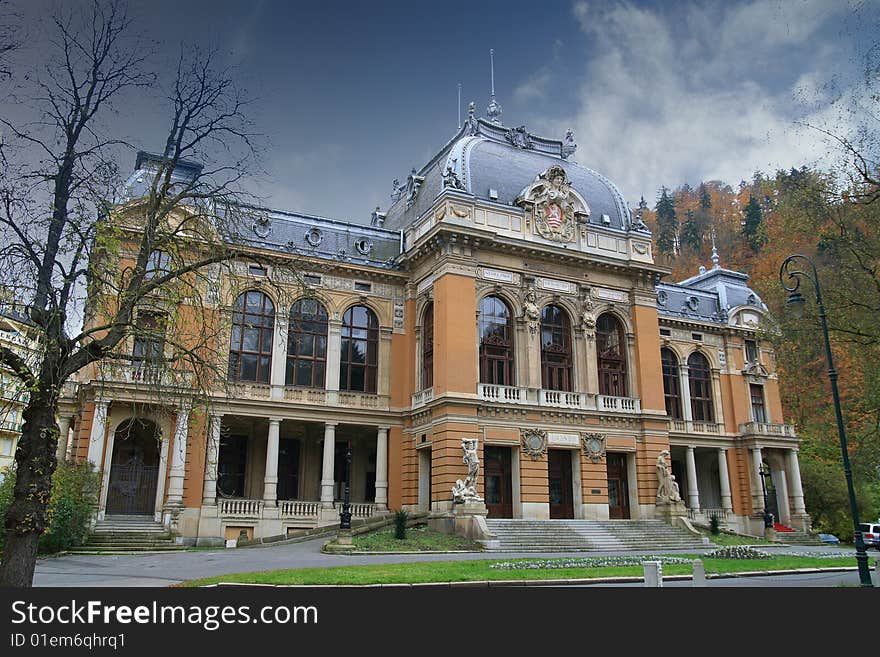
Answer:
818, 533, 840, 545
858, 522, 880, 549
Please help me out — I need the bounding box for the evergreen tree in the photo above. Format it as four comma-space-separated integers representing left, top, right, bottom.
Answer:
655, 187, 678, 256
680, 209, 703, 253
742, 195, 766, 251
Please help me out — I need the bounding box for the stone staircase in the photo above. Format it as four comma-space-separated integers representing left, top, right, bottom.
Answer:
777, 529, 824, 546
69, 516, 187, 554
483, 519, 708, 552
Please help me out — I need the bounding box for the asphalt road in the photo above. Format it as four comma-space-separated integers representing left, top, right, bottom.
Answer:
31, 539, 880, 587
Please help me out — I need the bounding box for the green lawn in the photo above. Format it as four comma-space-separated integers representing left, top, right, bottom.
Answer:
706, 532, 773, 546
351, 526, 481, 552
183, 554, 857, 587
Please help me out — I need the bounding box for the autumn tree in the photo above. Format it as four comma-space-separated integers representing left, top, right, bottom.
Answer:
0, 1, 278, 586
654, 187, 678, 258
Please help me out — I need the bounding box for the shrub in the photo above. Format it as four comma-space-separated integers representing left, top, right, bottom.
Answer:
393, 509, 409, 540
709, 515, 721, 535
39, 460, 100, 553
704, 545, 771, 560
0, 461, 100, 554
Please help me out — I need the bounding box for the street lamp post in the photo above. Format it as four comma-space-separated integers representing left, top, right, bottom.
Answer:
339, 440, 352, 530
779, 253, 873, 587
758, 463, 774, 529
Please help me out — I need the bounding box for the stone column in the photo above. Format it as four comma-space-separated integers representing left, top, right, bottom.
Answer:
270, 319, 287, 400
86, 398, 109, 467
787, 449, 806, 515
718, 448, 732, 511
325, 320, 342, 404
679, 364, 693, 424
710, 369, 725, 428
55, 414, 72, 461
263, 418, 281, 505
774, 468, 791, 525
320, 422, 337, 507
751, 447, 764, 513
583, 329, 599, 397
202, 414, 222, 506
166, 406, 191, 506
685, 446, 700, 511
375, 426, 389, 510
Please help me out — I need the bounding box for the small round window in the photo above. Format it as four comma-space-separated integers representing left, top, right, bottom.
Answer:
355, 238, 373, 255
305, 228, 323, 247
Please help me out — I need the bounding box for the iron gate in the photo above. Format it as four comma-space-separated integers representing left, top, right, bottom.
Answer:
106, 455, 159, 515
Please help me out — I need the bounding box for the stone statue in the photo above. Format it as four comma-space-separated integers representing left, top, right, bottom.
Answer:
655, 449, 682, 503
523, 287, 539, 321
452, 438, 482, 503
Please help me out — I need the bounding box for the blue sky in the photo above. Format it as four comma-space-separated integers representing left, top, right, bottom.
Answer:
9, 0, 880, 223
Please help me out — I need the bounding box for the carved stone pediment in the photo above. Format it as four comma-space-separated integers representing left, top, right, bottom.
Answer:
515, 166, 589, 243
520, 428, 548, 461
744, 361, 770, 377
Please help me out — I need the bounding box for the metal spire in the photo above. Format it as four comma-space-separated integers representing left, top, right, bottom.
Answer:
711, 228, 720, 269
487, 48, 503, 124
458, 83, 462, 129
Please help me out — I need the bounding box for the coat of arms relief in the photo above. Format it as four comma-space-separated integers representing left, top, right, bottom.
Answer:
515, 165, 590, 243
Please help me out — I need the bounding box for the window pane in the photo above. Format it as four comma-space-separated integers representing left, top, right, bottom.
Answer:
315, 335, 327, 358
350, 365, 365, 391
240, 354, 257, 380
242, 328, 259, 351
350, 340, 366, 364
296, 360, 312, 386
298, 334, 314, 356
259, 357, 271, 382
315, 363, 325, 387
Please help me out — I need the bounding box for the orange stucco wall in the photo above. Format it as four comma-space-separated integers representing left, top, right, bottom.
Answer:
432, 274, 477, 395
632, 305, 665, 412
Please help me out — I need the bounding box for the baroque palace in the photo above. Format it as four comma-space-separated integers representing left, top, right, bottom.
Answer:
56, 102, 809, 545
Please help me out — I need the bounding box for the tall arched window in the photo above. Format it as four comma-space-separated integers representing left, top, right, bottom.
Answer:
688, 352, 714, 422
597, 313, 627, 396
540, 305, 572, 391
479, 296, 514, 385
661, 348, 683, 420
286, 299, 328, 388
228, 291, 275, 382
340, 305, 379, 393
421, 303, 434, 390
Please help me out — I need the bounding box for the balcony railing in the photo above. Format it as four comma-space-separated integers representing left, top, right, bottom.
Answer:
218, 498, 264, 518
687, 508, 730, 523
739, 422, 797, 438
283, 387, 327, 404
412, 387, 434, 409
0, 419, 22, 432
228, 382, 272, 399
669, 420, 724, 434
478, 383, 527, 405
596, 395, 641, 413
280, 500, 320, 518
539, 389, 590, 409
101, 362, 193, 388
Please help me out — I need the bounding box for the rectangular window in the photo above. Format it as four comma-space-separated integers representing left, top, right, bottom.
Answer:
750, 384, 767, 423
691, 333, 703, 341
745, 339, 758, 363
354, 281, 372, 292
304, 274, 321, 285
659, 328, 671, 337
248, 264, 267, 277
131, 312, 165, 367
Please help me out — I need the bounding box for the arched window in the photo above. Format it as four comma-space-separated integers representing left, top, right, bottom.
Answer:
421, 303, 434, 390
479, 296, 514, 386
340, 305, 379, 393
597, 313, 627, 396
286, 299, 328, 388
661, 348, 683, 420
228, 291, 275, 382
540, 305, 572, 391
688, 352, 714, 422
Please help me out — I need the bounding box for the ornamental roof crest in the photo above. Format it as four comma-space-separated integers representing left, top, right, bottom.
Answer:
515, 165, 590, 243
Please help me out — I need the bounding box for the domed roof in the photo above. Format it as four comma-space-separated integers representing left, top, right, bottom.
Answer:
383, 109, 642, 235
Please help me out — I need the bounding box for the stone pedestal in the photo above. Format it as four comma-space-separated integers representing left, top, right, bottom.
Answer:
428, 501, 495, 544
336, 529, 353, 546
764, 526, 777, 542
656, 500, 687, 523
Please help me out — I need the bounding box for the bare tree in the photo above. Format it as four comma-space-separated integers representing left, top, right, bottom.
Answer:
0, 0, 279, 586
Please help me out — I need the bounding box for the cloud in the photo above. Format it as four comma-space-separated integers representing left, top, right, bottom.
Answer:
556, 1, 864, 205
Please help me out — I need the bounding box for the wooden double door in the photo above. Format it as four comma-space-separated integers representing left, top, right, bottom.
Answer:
549, 449, 574, 519
606, 453, 630, 519
484, 446, 513, 518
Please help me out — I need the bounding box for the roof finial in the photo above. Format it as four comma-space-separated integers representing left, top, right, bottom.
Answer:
711, 228, 720, 269
458, 83, 462, 129
487, 48, 503, 124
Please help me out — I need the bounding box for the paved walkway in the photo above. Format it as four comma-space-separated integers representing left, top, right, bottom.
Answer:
32, 539, 874, 587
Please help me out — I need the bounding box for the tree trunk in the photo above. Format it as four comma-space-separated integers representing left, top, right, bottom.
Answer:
0, 390, 59, 587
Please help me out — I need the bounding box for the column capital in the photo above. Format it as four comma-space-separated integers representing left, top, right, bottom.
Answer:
268, 417, 283, 426
324, 421, 338, 429
377, 425, 391, 432
175, 403, 192, 413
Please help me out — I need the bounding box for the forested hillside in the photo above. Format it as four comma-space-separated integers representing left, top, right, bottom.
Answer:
640, 162, 880, 538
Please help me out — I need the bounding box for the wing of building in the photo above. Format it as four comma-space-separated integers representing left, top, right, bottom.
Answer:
60, 105, 809, 545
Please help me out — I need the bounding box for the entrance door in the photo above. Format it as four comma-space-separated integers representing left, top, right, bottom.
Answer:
484, 446, 513, 518
549, 450, 574, 519
277, 438, 300, 500
606, 453, 630, 519
106, 419, 160, 515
